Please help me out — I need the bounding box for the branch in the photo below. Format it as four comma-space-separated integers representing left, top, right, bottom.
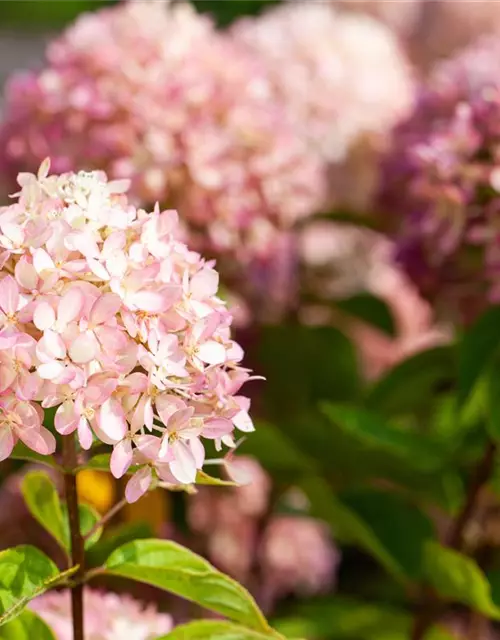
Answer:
62, 434, 85, 640
411, 441, 496, 640
82, 497, 128, 542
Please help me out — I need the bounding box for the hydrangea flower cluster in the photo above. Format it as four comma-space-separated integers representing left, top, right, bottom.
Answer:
30, 589, 172, 640
188, 456, 339, 608
0, 0, 326, 263
0, 160, 255, 502
233, 2, 413, 210
378, 36, 500, 324
333, 0, 500, 76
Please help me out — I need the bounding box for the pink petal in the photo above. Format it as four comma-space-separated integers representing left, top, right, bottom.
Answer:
189, 437, 205, 468
134, 434, 161, 461
37, 361, 66, 380
15, 258, 38, 290
55, 401, 79, 435
87, 258, 110, 281
69, 332, 99, 364
170, 440, 197, 484
57, 288, 84, 326
0, 275, 19, 315
89, 293, 122, 326
197, 341, 226, 366
130, 286, 180, 313
42, 329, 66, 360
158, 434, 170, 461
94, 326, 127, 353
110, 439, 133, 478
167, 407, 194, 433
0, 332, 17, 349
99, 398, 127, 442
203, 417, 234, 439
33, 301, 55, 331
232, 410, 254, 433
125, 466, 152, 503
0, 427, 15, 461
77, 417, 93, 450
33, 248, 55, 274
18, 425, 56, 455
190, 269, 219, 299
0, 365, 17, 393
156, 395, 186, 425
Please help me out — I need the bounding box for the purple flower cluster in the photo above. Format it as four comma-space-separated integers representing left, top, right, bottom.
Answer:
379, 36, 500, 324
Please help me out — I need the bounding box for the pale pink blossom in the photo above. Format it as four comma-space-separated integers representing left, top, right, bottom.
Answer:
0, 160, 254, 500
334, 0, 500, 75
30, 589, 173, 640
0, 0, 326, 266
233, 2, 413, 211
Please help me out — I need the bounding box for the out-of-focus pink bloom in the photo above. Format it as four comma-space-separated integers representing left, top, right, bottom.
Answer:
334, 0, 500, 75
259, 515, 340, 601
233, 2, 414, 211
379, 36, 500, 325
443, 614, 497, 640
187, 456, 339, 606
30, 589, 172, 640
0, 1, 326, 265
0, 160, 254, 501
299, 222, 387, 300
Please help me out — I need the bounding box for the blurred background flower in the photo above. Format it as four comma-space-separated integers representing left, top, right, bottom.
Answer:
30, 589, 173, 640
379, 36, 500, 324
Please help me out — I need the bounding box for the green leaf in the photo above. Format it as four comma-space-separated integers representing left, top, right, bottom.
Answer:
459, 306, 500, 405
0, 610, 56, 640
61, 503, 102, 551
424, 542, 500, 617
10, 443, 59, 470
322, 404, 445, 472
21, 471, 101, 551
272, 597, 454, 640
0, 546, 77, 625
336, 292, 396, 337
340, 489, 435, 581
21, 472, 67, 552
158, 620, 279, 639
79, 453, 113, 473
303, 480, 436, 583
300, 477, 406, 581
194, 471, 238, 487
86, 522, 154, 568
487, 363, 500, 441
103, 539, 269, 631
239, 420, 316, 479
366, 346, 456, 416
259, 325, 361, 419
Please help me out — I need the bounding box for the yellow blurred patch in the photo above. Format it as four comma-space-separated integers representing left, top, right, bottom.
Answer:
123, 489, 170, 535
76, 469, 116, 514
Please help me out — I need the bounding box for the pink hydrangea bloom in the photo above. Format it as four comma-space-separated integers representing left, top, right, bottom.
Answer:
29, 589, 172, 640
0, 1, 326, 262
188, 456, 339, 606
379, 36, 500, 324
259, 515, 339, 601
233, 2, 413, 210
0, 159, 255, 501
334, 0, 500, 75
